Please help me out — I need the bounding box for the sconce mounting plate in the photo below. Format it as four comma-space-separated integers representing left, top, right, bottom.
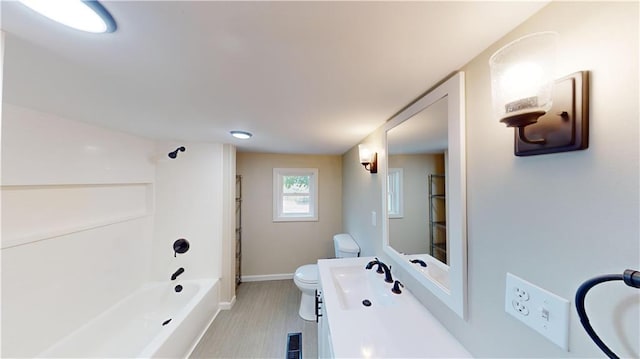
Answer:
364, 152, 378, 173
514, 71, 589, 156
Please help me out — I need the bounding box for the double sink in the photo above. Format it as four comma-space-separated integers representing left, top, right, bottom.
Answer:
329, 264, 397, 310
317, 256, 471, 358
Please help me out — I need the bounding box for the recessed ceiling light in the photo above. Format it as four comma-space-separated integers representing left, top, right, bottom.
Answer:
19, 0, 117, 33
230, 130, 253, 140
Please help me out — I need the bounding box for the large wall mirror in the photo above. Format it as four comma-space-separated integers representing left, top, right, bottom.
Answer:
382, 72, 467, 319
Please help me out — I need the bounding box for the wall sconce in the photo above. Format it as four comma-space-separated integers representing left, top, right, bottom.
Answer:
489, 31, 589, 156
358, 144, 377, 173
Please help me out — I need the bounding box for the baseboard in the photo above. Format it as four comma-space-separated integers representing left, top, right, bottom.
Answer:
219, 295, 236, 310
241, 273, 294, 282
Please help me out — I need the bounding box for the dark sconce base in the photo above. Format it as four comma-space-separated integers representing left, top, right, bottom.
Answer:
506, 71, 589, 156
361, 152, 378, 173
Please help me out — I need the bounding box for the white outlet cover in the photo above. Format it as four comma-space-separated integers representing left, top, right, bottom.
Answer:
505, 272, 570, 351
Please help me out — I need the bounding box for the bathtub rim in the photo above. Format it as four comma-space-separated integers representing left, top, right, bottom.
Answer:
37, 278, 219, 358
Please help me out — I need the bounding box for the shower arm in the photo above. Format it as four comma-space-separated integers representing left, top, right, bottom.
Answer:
575, 269, 640, 359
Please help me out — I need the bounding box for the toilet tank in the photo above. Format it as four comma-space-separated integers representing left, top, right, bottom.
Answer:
333, 233, 360, 258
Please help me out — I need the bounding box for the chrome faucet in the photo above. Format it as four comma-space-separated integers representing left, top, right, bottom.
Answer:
171, 267, 184, 281
365, 257, 393, 283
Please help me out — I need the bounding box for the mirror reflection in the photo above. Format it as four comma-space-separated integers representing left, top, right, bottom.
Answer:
387, 96, 449, 264
382, 72, 466, 318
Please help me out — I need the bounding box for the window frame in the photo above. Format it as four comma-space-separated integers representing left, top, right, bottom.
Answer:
273, 168, 319, 222
387, 167, 404, 218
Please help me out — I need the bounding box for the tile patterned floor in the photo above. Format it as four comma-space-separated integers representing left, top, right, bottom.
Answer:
190, 280, 318, 358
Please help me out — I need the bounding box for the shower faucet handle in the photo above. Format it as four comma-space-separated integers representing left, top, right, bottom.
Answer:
173, 238, 190, 257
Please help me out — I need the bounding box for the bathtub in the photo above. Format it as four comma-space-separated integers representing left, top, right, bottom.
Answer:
38, 279, 219, 358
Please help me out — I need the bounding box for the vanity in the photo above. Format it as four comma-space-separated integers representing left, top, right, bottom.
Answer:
317, 256, 471, 358
317, 71, 470, 358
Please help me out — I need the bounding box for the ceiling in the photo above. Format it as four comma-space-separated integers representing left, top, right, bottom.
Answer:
1, 1, 547, 154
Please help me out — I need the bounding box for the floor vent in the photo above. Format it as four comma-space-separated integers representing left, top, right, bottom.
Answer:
286, 332, 302, 359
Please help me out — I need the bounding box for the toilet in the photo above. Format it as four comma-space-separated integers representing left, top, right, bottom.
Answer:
293, 233, 360, 321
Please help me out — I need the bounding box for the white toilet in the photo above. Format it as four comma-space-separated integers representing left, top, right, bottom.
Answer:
293, 233, 360, 321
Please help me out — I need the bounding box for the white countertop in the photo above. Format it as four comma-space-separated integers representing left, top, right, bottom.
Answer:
318, 257, 472, 358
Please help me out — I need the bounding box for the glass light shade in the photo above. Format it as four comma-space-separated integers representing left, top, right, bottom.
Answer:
358, 144, 373, 164
230, 130, 252, 139
489, 32, 558, 125
19, 0, 116, 33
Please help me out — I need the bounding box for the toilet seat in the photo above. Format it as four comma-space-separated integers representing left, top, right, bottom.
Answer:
294, 264, 318, 285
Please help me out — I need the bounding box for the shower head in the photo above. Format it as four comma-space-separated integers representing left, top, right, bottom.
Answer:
168, 146, 186, 159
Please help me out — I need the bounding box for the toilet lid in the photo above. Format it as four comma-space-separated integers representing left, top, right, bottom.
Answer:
295, 264, 318, 284
334, 234, 360, 253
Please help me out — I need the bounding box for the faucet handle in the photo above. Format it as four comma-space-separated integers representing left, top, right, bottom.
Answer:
392, 280, 404, 294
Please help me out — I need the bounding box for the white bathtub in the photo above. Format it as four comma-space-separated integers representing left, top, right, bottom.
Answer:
38, 279, 219, 358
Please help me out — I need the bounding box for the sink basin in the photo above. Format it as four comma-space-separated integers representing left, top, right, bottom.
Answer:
329, 265, 396, 310
406, 255, 450, 290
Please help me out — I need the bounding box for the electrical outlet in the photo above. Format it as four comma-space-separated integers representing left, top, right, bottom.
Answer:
515, 287, 530, 300
511, 298, 530, 315
505, 273, 570, 351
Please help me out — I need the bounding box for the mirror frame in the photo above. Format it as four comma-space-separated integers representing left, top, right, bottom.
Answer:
382, 72, 467, 319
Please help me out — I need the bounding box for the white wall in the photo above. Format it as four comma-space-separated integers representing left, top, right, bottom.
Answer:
343, 2, 639, 357
152, 142, 228, 284
220, 144, 237, 304
342, 136, 384, 257
1, 106, 234, 356
1, 104, 156, 357
1, 30, 7, 357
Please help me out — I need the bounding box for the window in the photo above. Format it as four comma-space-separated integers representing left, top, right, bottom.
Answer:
387, 168, 403, 218
273, 168, 318, 222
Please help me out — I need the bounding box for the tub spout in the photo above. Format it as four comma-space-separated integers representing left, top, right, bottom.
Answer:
171, 267, 184, 281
